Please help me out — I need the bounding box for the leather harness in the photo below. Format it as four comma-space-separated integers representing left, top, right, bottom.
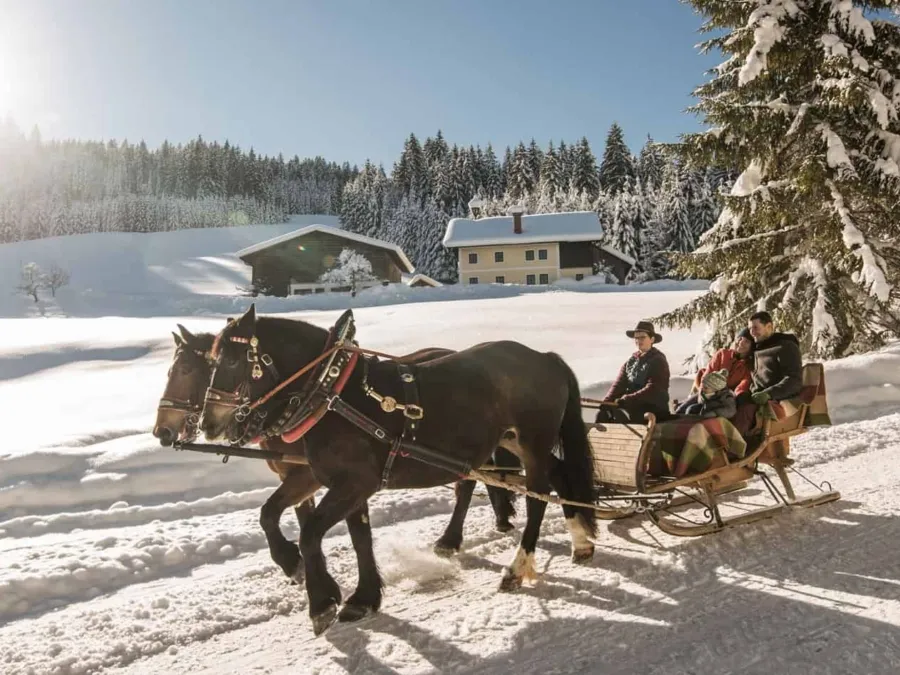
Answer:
207, 312, 471, 488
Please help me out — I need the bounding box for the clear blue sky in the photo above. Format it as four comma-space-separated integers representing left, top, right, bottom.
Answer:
1, 0, 721, 167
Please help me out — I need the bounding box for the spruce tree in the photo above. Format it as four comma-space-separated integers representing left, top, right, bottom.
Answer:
507, 142, 536, 201
637, 135, 666, 191
571, 137, 600, 200
657, 0, 900, 359
599, 122, 635, 194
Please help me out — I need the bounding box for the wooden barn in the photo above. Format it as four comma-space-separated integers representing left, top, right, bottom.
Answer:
235, 224, 415, 297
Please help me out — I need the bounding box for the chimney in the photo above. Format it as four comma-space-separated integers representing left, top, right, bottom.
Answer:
506, 204, 525, 234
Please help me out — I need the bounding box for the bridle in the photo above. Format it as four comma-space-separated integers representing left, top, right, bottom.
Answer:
204, 314, 375, 445
157, 345, 215, 442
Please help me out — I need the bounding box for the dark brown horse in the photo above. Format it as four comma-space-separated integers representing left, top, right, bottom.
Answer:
200, 305, 597, 635
154, 323, 520, 583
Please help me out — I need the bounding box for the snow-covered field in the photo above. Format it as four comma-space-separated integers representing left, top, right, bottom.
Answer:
2, 224, 900, 674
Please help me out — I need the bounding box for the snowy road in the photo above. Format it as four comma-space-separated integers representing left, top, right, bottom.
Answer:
3, 289, 900, 674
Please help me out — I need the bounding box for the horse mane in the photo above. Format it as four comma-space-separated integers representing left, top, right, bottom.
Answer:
210, 316, 327, 360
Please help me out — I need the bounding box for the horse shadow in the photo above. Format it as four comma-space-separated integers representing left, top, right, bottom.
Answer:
320, 497, 900, 674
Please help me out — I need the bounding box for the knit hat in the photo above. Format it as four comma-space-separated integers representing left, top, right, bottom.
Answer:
701, 368, 729, 393
736, 327, 756, 352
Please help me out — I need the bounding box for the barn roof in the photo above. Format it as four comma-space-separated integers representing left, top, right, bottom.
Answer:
235, 224, 415, 273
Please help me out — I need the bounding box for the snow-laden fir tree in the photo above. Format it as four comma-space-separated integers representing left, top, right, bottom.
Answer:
637, 135, 667, 191
657, 0, 900, 359
507, 142, 536, 201
598, 122, 635, 194
571, 137, 600, 199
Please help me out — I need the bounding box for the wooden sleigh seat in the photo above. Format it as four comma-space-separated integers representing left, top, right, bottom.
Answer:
587, 363, 840, 536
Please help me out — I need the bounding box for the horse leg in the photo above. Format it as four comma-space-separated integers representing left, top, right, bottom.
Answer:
291, 495, 316, 583
300, 479, 373, 636
487, 448, 519, 532
499, 439, 551, 592
433, 478, 477, 556
259, 468, 320, 582
549, 456, 594, 563
338, 501, 384, 623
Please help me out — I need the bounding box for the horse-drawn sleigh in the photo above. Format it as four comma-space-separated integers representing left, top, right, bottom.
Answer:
155, 305, 839, 635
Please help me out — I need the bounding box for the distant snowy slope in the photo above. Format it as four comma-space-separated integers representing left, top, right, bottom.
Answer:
0, 214, 340, 304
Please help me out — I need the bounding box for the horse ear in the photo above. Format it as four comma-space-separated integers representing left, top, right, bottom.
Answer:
231, 303, 256, 335
177, 323, 195, 342
172, 331, 184, 346
239, 303, 256, 326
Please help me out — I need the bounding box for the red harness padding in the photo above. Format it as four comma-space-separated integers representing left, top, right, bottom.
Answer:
280, 351, 359, 443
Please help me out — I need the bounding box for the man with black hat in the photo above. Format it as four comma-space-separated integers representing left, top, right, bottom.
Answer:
597, 320, 671, 424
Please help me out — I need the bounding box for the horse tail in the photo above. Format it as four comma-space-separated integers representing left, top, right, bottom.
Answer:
550, 353, 597, 538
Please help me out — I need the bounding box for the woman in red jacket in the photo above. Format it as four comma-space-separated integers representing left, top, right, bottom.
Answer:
675, 328, 754, 416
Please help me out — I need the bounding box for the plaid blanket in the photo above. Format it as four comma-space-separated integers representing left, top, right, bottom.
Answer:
758, 362, 831, 426
755, 362, 831, 461
650, 416, 748, 478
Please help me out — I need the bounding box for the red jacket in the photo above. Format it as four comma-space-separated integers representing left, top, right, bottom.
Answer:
693, 348, 752, 396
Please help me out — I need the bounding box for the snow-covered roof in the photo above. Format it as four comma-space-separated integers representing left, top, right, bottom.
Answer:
443, 211, 602, 248
598, 244, 636, 267
442, 210, 634, 266
235, 224, 415, 273
405, 273, 443, 287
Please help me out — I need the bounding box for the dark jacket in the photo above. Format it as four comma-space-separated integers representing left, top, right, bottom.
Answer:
605, 346, 670, 412
675, 388, 737, 419
750, 332, 803, 400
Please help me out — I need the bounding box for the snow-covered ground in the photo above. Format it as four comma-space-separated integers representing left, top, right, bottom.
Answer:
2, 224, 900, 674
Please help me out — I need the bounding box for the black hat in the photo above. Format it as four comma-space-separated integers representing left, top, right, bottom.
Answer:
626, 320, 662, 344
736, 327, 756, 350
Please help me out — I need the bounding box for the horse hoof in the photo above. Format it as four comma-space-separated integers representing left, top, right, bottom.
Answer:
433, 541, 460, 558
311, 602, 339, 637
338, 603, 375, 623
498, 573, 523, 593
571, 546, 595, 565
495, 520, 515, 533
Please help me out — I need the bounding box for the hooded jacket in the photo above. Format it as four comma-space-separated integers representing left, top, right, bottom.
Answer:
750, 332, 803, 400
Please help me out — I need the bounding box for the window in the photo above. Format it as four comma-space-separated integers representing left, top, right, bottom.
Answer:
538, 249, 548, 261
495, 276, 505, 284
525, 250, 535, 261
575, 273, 584, 281
467, 252, 478, 264
539, 273, 549, 285
469, 277, 479, 285
494, 251, 504, 263
526, 274, 536, 285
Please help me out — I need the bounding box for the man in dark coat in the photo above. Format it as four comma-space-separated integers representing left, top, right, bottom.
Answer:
732, 310, 804, 435
597, 320, 671, 424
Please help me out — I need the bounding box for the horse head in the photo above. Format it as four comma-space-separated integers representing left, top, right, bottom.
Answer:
200, 304, 331, 444
154, 323, 216, 446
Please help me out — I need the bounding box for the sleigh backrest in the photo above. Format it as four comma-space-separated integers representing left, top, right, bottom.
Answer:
588, 419, 654, 491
